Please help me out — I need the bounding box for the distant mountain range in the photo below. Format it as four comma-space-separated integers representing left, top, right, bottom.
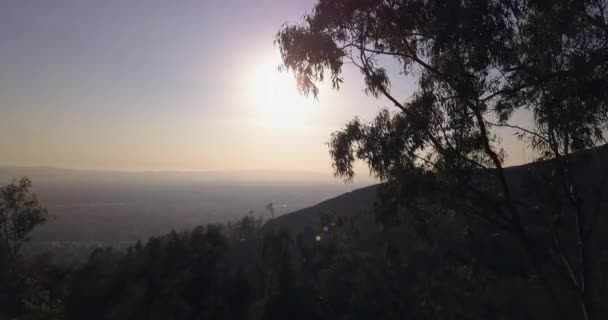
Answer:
0, 165, 375, 184
4, 145, 607, 252
0, 166, 374, 243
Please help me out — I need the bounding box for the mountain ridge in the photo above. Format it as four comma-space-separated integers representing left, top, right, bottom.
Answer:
269, 144, 608, 234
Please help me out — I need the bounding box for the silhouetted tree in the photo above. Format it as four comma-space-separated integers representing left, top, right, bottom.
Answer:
277, 1, 608, 319
0, 177, 48, 265
0, 177, 49, 317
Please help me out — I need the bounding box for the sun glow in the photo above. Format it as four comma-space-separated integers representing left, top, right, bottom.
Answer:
246, 55, 316, 131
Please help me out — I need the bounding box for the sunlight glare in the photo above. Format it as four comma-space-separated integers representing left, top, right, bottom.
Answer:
246, 55, 316, 131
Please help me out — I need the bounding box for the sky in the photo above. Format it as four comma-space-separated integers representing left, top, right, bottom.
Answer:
0, 0, 526, 177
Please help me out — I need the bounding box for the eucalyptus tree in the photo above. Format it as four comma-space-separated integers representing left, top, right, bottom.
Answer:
277, 1, 608, 318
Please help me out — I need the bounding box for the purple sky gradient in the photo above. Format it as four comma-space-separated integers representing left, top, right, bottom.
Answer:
0, 1, 526, 175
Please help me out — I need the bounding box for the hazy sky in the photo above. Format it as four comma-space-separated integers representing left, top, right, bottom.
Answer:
0, 0, 526, 175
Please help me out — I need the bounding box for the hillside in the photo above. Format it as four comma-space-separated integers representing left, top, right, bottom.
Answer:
265, 184, 379, 234
269, 145, 608, 235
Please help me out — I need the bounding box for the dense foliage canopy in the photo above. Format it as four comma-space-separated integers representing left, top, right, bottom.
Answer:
276, 1, 608, 319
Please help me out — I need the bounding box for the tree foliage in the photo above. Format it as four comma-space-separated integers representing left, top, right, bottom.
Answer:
0, 177, 50, 318
0, 177, 48, 263
277, 1, 608, 319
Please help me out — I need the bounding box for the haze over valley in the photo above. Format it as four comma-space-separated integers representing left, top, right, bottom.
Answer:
0, 166, 371, 243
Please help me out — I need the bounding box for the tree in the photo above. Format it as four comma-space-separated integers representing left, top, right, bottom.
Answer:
276, 1, 608, 319
0, 177, 48, 317
0, 177, 48, 265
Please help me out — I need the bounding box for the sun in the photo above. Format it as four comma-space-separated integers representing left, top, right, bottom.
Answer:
246, 55, 314, 131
